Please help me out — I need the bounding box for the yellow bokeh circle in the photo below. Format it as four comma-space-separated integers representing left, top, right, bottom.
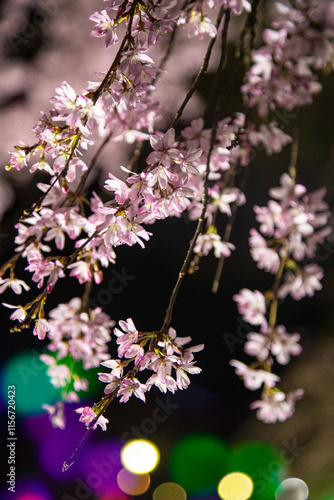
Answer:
218, 472, 253, 500
121, 439, 160, 474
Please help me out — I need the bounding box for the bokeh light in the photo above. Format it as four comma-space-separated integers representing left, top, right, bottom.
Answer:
1, 350, 58, 415
218, 472, 253, 500
275, 478, 309, 500
121, 439, 160, 474
231, 441, 284, 500
169, 433, 231, 495
153, 482, 187, 500
0, 478, 52, 500
117, 468, 151, 495
81, 440, 124, 496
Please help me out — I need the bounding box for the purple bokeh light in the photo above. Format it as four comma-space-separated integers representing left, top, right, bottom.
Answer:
1, 478, 53, 500
81, 439, 125, 497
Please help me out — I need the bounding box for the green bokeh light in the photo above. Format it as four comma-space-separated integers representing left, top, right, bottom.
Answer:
1, 350, 58, 416
169, 433, 231, 495
231, 441, 285, 500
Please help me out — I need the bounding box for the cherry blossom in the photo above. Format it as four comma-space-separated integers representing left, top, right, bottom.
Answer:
146, 129, 179, 168
117, 377, 147, 403
89, 10, 119, 47
233, 289, 267, 327
3, 303, 27, 322
278, 264, 324, 300
33, 319, 50, 341
75, 406, 109, 431
233, 169, 330, 422
0, 278, 30, 295
230, 360, 280, 390
250, 389, 304, 424
270, 325, 302, 365
114, 318, 139, 357
43, 402, 66, 430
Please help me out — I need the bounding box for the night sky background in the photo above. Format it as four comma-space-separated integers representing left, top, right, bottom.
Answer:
1, 1, 334, 499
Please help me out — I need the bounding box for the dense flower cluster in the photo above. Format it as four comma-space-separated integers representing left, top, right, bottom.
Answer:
1, 0, 333, 432
75, 319, 203, 430
230, 173, 331, 423
242, 0, 334, 117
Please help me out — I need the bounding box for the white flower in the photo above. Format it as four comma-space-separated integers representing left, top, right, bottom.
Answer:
0, 278, 30, 295
230, 360, 280, 390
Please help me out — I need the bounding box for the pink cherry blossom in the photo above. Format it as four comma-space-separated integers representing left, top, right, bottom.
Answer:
244, 332, 271, 362
230, 360, 280, 390
187, 12, 218, 41
250, 389, 304, 424
3, 303, 27, 322
33, 319, 50, 340
249, 228, 280, 274
146, 373, 178, 394
75, 406, 109, 431
40, 355, 71, 388
270, 325, 302, 365
278, 264, 324, 300
0, 278, 30, 295
269, 173, 306, 203
43, 402, 66, 430
233, 289, 267, 327
89, 10, 118, 47
68, 261, 92, 284
117, 377, 147, 403
147, 128, 179, 168
114, 318, 139, 357
2, 0, 333, 433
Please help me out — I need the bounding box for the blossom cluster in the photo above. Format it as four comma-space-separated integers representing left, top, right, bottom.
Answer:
76, 318, 203, 431
34, 297, 114, 429
230, 173, 331, 423
243, 0, 334, 117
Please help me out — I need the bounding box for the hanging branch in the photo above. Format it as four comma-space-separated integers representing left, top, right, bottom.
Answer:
170, 4, 227, 130
159, 9, 231, 336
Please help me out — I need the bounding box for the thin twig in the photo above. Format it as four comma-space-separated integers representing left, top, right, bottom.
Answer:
288, 112, 301, 183
159, 123, 218, 335
91, 0, 139, 103
211, 0, 262, 293
67, 131, 114, 206
203, 9, 231, 125
169, 5, 227, 130
159, 10, 230, 335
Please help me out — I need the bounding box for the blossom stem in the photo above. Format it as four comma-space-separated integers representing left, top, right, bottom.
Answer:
80, 271, 94, 312
204, 9, 231, 124
68, 131, 114, 206
170, 5, 227, 130
159, 9, 231, 335
92, 0, 139, 103
0, 245, 26, 277
288, 114, 301, 183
